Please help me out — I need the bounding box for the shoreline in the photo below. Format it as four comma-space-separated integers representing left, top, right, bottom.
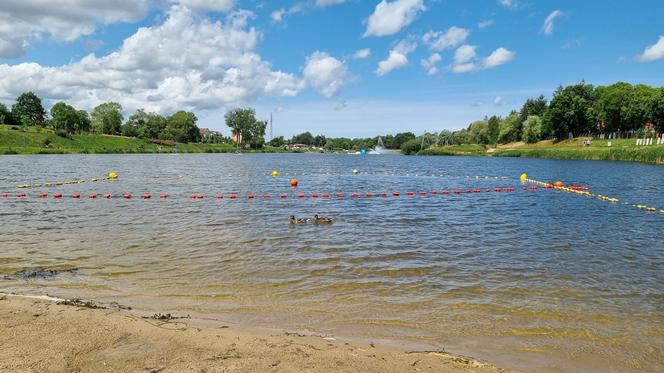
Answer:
0, 292, 511, 372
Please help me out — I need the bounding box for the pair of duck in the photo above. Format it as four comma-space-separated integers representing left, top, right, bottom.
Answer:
290, 215, 332, 225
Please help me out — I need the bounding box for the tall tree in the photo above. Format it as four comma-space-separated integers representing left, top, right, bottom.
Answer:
522, 115, 544, 144
165, 111, 200, 143
50, 102, 80, 134
486, 115, 501, 145
468, 120, 489, 144
518, 95, 548, 139
544, 83, 595, 140
225, 108, 267, 148
12, 91, 46, 126
498, 113, 521, 143
291, 132, 315, 145
0, 103, 16, 125
91, 102, 123, 134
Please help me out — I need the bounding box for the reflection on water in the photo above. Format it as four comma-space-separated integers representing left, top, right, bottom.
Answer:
1, 154, 663, 372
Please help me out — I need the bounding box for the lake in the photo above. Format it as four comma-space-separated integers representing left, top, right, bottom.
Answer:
1, 153, 663, 372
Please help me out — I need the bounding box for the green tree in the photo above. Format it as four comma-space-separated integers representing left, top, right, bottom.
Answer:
76, 110, 91, 133
518, 95, 548, 138
225, 108, 267, 148
50, 102, 80, 134
650, 88, 664, 133
400, 138, 421, 155
392, 132, 416, 148
121, 123, 139, 137
593, 82, 633, 133
522, 115, 543, 144
487, 115, 501, 145
268, 136, 285, 147
468, 120, 489, 144
453, 128, 469, 144
248, 120, 267, 149
438, 130, 454, 145
165, 111, 200, 143
498, 113, 521, 143
0, 103, 16, 125
543, 83, 595, 139
91, 102, 123, 134
291, 132, 315, 145
314, 135, 327, 147
12, 92, 46, 126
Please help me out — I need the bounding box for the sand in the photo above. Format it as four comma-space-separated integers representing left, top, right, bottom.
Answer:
0, 293, 512, 373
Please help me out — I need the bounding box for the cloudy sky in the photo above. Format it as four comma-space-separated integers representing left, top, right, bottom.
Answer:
1, 0, 663, 137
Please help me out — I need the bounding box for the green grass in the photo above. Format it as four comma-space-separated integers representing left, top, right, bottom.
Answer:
0, 125, 285, 155
418, 138, 664, 164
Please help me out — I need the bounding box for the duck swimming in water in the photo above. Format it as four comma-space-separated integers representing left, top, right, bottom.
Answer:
290, 216, 309, 224
313, 214, 333, 224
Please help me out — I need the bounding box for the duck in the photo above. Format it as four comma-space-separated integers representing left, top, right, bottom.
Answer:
313, 214, 333, 224
290, 216, 309, 224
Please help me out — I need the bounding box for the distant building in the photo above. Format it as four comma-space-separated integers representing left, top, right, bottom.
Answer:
199, 128, 222, 139
230, 132, 242, 143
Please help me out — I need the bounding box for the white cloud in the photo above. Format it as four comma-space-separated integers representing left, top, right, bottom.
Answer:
0, 6, 307, 113
376, 39, 417, 76
271, 8, 286, 22
0, 0, 150, 58
422, 26, 470, 51
454, 45, 477, 64
352, 48, 371, 59
541, 10, 564, 36
376, 52, 409, 76
478, 20, 494, 29
449, 45, 515, 73
364, 0, 426, 37
497, 0, 517, 8
637, 36, 664, 62
483, 47, 515, 68
315, 0, 346, 7
420, 53, 442, 75
174, 0, 235, 12
494, 96, 504, 106
303, 51, 351, 98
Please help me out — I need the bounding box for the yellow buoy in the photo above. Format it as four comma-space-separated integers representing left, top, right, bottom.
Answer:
520, 173, 528, 182
107, 171, 118, 180
271, 170, 279, 177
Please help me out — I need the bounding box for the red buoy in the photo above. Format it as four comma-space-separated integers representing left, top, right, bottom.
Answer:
143, 193, 151, 199
297, 193, 305, 198
54, 193, 63, 199
336, 193, 344, 198
392, 192, 400, 196
351, 193, 360, 197
322, 193, 331, 198
280, 193, 288, 199
247, 194, 255, 199
39, 193, 48, 198
229, 194, 237, 199
104, 194, 111, 199
89, 194, 97, 199
263, 194, 271, 199
406, 192, 414, 196
419, 192, 427, 196
123, 193, 132, 199
160, 194, 168, 199
365, 192, 374, 197
71, 194, 81, 199
312, 193, 319, 198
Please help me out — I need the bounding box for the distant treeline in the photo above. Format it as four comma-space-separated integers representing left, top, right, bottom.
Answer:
0, 92, 211, 144
267, 131, 417, 151
400, 82, 664, 154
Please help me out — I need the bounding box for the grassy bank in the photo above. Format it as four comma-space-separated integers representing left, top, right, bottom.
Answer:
0, 126, 285, 154
419, 138, 664, 164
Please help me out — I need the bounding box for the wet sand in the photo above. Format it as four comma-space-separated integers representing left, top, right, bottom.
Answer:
0, 293, 511, 373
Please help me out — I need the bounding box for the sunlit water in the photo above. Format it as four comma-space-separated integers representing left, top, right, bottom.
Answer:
1, 154, 663, 372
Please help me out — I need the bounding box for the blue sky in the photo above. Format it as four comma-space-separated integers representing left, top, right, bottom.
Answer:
1, 0, 663, 138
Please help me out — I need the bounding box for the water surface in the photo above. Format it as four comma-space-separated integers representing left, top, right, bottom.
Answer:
1, 154, 663, 372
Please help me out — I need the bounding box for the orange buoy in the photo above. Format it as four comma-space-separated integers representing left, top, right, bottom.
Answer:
290, 179, 299, 187
553, 181, 565, 187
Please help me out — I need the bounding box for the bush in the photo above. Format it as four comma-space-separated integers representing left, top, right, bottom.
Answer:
55, 129, 71, 139
42, 138, 51, 147
400, 139, 422, 155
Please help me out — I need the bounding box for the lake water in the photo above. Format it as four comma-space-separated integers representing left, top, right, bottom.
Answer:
1, 154, 663, 372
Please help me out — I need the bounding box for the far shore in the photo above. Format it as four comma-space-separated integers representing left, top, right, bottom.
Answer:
0, 293, 510, 373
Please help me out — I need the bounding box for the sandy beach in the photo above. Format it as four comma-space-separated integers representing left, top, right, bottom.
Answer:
0, 293, 510, 373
